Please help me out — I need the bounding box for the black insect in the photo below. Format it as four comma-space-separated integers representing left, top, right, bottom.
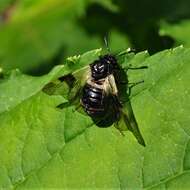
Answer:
81, 54, 119, 120
44, 48, 147, 146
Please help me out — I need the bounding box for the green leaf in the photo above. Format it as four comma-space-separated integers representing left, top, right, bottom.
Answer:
0, 66, 65, 114
0, 47, 190, 189
160, 20, 190, 47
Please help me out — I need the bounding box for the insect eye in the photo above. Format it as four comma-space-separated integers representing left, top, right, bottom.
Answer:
94, 63, 104, 72
99, 64, 104, 71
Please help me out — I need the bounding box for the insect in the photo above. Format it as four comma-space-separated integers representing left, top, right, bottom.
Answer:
81, 54, 120, 121
44, 44, 147, 146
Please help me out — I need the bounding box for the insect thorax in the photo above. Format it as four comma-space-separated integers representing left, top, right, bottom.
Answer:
90, 54, 117, 80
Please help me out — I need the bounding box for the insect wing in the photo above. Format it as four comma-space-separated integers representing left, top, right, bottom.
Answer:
121, 101, 145, 146
69, 65, 90, 102
53, 65, 90, 112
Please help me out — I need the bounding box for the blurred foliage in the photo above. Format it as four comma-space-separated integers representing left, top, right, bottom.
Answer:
0, 0, 190, 75
160, 20, 190, 47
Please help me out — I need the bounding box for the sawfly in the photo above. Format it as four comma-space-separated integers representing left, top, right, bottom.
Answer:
44, 44, 147, 146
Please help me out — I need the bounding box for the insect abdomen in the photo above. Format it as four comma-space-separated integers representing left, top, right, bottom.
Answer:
81, 84, 106, 117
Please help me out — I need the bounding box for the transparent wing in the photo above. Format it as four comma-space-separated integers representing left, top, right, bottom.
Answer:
42, 64, 90, 112
56, 65, 91, 111
111, 95, 145, 146
69, 65, 90, 101
121, 101, 145, 146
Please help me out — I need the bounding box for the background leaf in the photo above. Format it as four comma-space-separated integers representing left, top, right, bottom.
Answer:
160, 20, 190, 47
0, 0, 104, 74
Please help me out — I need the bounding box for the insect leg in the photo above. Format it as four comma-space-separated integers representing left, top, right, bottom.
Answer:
104, 35, 111, 53
126, 65, 148, 70
117, 48, 136, 57
128, 80, 144, 96
128, 80, 144, 87
56, 102, 70, 109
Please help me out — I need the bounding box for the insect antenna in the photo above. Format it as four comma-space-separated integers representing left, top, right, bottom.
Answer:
104, 35, 111, 53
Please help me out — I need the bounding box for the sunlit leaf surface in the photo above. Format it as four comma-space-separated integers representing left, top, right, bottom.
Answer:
0, 47, 190, 189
